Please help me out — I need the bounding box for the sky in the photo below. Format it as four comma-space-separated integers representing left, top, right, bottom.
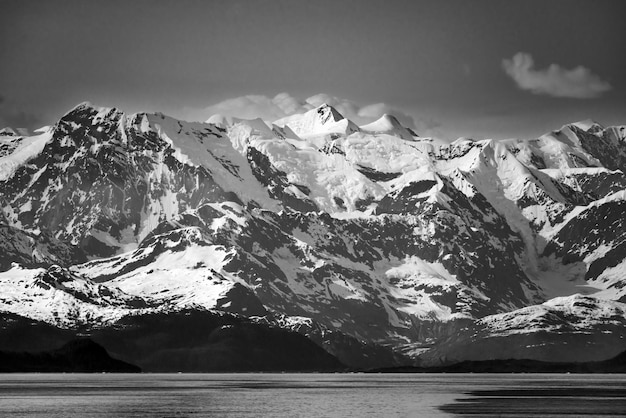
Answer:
1, 0, 625, 141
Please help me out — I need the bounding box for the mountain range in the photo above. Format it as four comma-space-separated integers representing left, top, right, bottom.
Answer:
1, 101, 625, 370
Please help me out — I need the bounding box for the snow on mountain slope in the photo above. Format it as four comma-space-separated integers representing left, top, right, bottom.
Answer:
419, 294, 626, 365
271, 123, 300, 140
75, 226, 250, 312
68, 187, 534, 345
540, 167, 626, 200
360, 114, 416, 141
248, 134, 386, 212
503, 129, 601, 170
512, 121, 626, 172
73, 200, 266, 312
593, 258, 626, 302
543, 190, 626, 301
0, 103, 279, 257
0, 264, 150, 328
235, 195, 534, 334
0, 225, 86, 271
478, 294, 626, 337
341, 132, 430, 176
577, 124, 626, 171
433, 135, 622, 304
434, 140, 543, 266
146, 112, 279, 210
570, 119, 603, 132
384, 256, 487, 321
0, 128, 52, 181
244, 123, 436, 214
273, 104, 359, 141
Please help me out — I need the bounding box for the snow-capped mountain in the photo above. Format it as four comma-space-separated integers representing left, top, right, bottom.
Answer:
420, 294, 626, 364
360, 114, 417, 141
1, 101, 625, 368
273, 103, 360, 140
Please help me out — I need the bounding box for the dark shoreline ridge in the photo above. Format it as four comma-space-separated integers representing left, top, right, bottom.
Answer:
3, 332, 626, 373
0, 311, 348, 373
0, 339, 141, 373
368, 349, 626, 373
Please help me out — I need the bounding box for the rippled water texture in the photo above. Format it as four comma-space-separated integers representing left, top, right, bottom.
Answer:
1, 373, 625, 417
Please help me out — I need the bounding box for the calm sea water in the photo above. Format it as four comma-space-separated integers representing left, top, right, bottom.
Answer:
1, 373, 625, 417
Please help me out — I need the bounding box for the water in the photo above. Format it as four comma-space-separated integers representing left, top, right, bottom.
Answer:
1, 373, 625, 417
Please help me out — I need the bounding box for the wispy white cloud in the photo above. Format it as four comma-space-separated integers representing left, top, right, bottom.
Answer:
177, 92, 447, 139
0, 94, 42, 130
502, 52, 611, 99
191, 92, 429, 130
198, 94, 297, 121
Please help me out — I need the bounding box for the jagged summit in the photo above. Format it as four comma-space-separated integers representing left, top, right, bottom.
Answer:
315, 103, 344, 124
64, 101, 117, 118
273, 103, 360, 138
271, 123, 300, 140
569, 119, 604, 132
205, 113, 304, 143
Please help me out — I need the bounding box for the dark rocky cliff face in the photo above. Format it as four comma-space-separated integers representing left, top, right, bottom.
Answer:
1, 104, 239, 258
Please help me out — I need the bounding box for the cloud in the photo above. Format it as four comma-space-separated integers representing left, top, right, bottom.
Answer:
0, 96, 42, 130
195, 92, 429, 131
200, 94, 298, 121
502, 52, 612, 99
1, 110, 41, 129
